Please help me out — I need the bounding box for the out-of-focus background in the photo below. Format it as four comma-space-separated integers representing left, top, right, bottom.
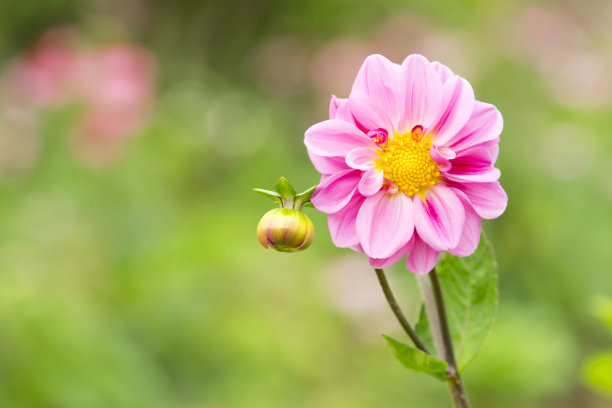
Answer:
0, 0, 611, 407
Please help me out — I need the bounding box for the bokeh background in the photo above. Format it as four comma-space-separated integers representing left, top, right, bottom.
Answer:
0, 0, 611, 407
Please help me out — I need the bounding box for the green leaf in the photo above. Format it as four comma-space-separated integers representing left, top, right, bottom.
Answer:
414, 305, 435, 355
415, 232, 498, 372
274, 177, 297, 199
294, 185, 317, 210
252, 188, 282, 205
583, 351, 612, 395
383, 335, 448, 381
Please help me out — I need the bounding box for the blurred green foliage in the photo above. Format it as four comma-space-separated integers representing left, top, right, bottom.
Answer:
0, 0, 611, 407
583, 297, 612, 397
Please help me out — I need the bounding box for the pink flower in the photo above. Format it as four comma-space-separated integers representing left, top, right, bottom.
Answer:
304, 54, 507, 274
1, 29, 79, 106
71, 45, 155, 163
0, 29, 156, 165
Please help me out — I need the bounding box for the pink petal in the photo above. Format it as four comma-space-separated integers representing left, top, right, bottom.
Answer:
348, 91, 394, 134
431, 75, 475, 146
400, 54, 444, 131
329, 95, 341, 118
356, 191, 415, 259
414, 185, 466, 251
345, 147, 378, 170
448, 198, 482, 257
431, 61, 454, 84
448, 181, 507, 219
455, 137, 500, 163
448, 101, 503, 154
351, 54, 404, 128
335, 98, 358, 124
311, 169, 361, 214
307, 150, 349, 174
350, 243, 364, 253
328, 195, 366, 248
444, 143, 501, 182
328, 95, 357, 125
486, 143, 499, 163
445, 168, 501, 183
405, 235, 440, 275
430, 145, 456, 172
304, 119, 373, 157
358, 168, 384, 196
319, 174, 333, 185
369, 239, 414, 268
437, 145, 456, 159
462, 142, 500, 165
445, 147, 501, 183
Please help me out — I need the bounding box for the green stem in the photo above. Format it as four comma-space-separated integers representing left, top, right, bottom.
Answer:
430, 270, 470, 408
374, 268, 430, 355
418, 269, 470, 408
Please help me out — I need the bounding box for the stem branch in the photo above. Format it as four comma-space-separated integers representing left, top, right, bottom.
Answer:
374, 268, 430, 355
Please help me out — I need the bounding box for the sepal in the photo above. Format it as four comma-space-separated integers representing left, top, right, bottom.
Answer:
254, 177, 317, 210
253, 188, 282, 205
294, 185, 317, 210
275, 177, 297, 200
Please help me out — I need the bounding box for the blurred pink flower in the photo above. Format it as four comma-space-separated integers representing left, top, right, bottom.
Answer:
0, 28, 156, 165
1, 29, 79, 106
72, 45, 155, 163
304, 54, 507, 274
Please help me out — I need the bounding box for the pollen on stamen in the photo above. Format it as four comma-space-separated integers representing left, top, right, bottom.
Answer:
375, 129, 440, 198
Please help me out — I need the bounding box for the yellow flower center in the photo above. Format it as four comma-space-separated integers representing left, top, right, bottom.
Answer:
376, 128, 440, 198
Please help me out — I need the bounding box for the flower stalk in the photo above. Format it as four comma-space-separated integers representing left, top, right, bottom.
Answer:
374, 268, 430, 355
418, 269, 470, 408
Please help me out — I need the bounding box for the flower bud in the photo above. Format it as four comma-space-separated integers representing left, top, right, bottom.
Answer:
257, 208, 314, 252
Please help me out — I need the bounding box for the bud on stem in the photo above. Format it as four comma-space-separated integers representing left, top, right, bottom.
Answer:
257, 208, 314, 252
254, 177, 317, 252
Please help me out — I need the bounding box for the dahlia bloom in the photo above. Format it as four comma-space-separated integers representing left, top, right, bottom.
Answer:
304, 54, 507, 274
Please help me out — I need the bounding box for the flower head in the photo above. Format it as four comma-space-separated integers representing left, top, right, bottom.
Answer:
305, 54, 507, 274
